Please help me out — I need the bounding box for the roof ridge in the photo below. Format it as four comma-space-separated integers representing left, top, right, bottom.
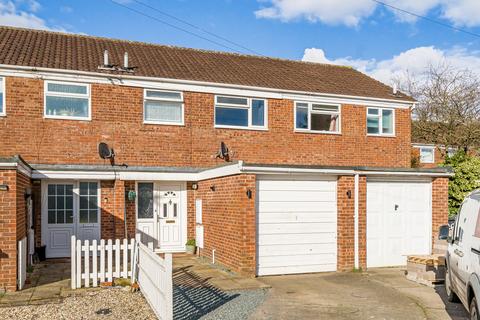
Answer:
0, 25, 353, 69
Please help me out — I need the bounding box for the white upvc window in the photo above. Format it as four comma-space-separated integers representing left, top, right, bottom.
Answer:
44, 81, 91, 120
0, 77, 5, 116
419, 147, 435, 163
367, 107, 395, 136
294, 102, 341, 134
144, 89, 184, 125
214, 95, 267, 130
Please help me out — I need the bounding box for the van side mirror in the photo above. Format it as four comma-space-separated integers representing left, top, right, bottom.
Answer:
438, 224, 450, 241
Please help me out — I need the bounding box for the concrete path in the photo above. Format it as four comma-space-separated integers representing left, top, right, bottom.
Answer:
251, 268, 469, 320
0, 259, 99, 307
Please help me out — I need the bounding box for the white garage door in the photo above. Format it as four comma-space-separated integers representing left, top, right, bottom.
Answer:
367, 180, 432, 268
256, 176, 337, 276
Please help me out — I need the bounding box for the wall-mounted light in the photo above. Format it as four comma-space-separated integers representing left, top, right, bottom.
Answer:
346, 190, 352, 199
246, 189, 252, 199
191, 183, 198, 190
0, 184, 9, 191
127, 190, 136, 201
210, 185, 216, 192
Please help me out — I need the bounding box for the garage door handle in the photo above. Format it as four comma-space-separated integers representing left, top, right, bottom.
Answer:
454, 249, 464, 257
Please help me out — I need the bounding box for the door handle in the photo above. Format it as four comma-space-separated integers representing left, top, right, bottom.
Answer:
454, 249, 464, 257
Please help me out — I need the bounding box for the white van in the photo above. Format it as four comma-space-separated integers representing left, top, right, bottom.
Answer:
443, 190, 480, 319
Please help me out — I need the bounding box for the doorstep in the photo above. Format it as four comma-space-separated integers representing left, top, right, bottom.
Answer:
173, 254, 270, 291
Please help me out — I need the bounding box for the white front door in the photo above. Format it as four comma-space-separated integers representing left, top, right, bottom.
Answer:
136, 182, 186, 252
256, 175, 338, 276
42, 181, 101, 258
366, 180, 432, 268
158, 184, 183, 251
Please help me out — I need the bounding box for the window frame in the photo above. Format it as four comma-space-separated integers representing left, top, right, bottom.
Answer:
0, 77, 5, 116
136, 181, 155, 221
293, 101, 341, 134
366, 107, 395, 137
214, 95, 268, 131
419, 146, 435, 164
143, 89, 184, 126
44, 80, 91, 121
78, 181, 101, 225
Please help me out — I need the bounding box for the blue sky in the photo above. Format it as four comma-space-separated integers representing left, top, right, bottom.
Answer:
1, 0, 480, 84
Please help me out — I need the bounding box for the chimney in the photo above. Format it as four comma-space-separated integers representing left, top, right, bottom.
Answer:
392, 83, 398, 95
124, 52, 129, 69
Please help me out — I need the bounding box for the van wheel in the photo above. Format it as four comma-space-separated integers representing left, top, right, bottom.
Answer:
445, 266, 459, 303
470, 297, 480, 320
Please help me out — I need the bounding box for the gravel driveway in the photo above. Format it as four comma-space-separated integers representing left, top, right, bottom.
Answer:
0, 288, 157, 320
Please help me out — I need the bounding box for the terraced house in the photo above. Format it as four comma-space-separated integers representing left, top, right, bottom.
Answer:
0, 26, 450, 292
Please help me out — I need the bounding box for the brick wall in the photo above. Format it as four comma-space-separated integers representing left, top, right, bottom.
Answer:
432, 177, 449, 244
337, 176, 354, 271
193, 174, 256, 275
1, 77, 411, 169
0, 169, 17, 292
16, 172, 31, 243
99, 180, 136, 240
336, 175, 367, 271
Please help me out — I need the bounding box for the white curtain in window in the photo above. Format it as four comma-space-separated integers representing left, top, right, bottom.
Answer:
145, 100, 182, 122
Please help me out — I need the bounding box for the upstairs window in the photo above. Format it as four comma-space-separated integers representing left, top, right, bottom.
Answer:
419, 147, 435, 163
144, 90, 184, 125
45, 81, 90, 120
295, 102, 340, 133
215, 95, 267, 129
367, 107, 394, 136
0, 77, 4, 116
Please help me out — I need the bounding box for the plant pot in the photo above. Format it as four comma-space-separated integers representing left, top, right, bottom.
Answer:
185, 245, 196, 254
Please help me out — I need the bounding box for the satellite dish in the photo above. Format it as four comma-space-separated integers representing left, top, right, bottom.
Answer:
217, 142, 230, 161
98, 142, 115, 160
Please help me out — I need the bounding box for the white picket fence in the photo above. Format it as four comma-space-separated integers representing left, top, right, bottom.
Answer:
70, 236, 136, 289
71, 236, 173, 320
137, 242, 173, 320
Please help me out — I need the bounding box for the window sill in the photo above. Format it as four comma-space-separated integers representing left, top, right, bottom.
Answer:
367, 134, 396, 138
44, 115, 91, 121
294, 129, 341, 135
214, 125, 268, 131
420, 161, 435, 164
143, 120, 185, 126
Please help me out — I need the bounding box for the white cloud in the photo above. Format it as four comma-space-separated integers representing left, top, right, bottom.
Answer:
256, 0, 480, 27
255, 0, 376, 26
384, 0, 440, 23
302, 46, 480, 85
0, 0, 65, 31
442, 0, 480, 27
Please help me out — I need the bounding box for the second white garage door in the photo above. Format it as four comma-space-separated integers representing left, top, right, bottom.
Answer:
256, 175, 337, 276
367, 180, 432, 268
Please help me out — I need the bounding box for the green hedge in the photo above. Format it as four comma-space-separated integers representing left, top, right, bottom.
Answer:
442, 151, 480, 217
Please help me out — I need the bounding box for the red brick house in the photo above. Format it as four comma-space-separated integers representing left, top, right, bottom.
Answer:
0, 27, 450, 292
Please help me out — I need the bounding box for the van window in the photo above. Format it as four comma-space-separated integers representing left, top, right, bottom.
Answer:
454, 203, 466, 244
475, 208, 480, 238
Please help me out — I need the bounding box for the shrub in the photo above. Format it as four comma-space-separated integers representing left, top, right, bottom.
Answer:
186, 239, 196, 246
442, 151, 480, 216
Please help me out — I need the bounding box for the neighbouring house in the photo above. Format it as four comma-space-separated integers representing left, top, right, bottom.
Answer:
0, 26, 451, 292
411, 143, 457, 168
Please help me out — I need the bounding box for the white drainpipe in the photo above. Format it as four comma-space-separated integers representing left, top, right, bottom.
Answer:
354, 173, 360, 270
